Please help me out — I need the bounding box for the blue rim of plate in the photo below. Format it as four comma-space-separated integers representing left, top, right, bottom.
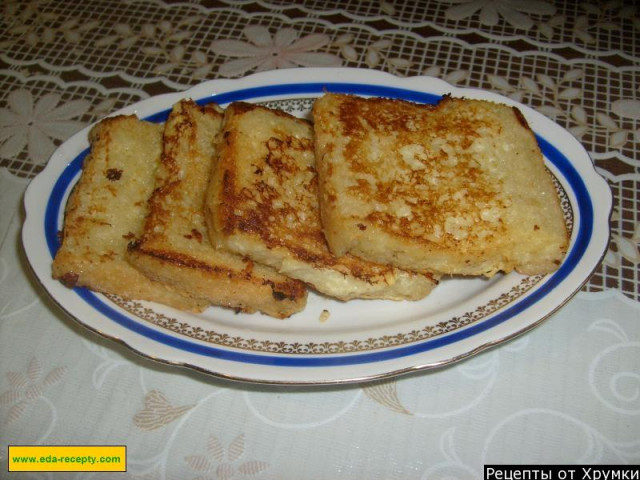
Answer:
43, 82, 592, 368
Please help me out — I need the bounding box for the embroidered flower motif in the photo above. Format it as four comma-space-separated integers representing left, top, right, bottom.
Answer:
536, 13, 566, 40
211, 25, 342, 77
0, 357, 66, 424
185, 434, 269, 480
422, 66, 470, 85
440, 0, 556, 30
604, 209, 640, 268
133, 390, 194, 431
332, 34, 411, 74
572, 3, 639, 45
487, 71, 638, 154
95, 18, 214, 79
608, 99, 640, 149
1, 2, 94, 48
0, 89, 89, 164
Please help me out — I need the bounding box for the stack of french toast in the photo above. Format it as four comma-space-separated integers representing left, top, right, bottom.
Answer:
52, 93, 568, 319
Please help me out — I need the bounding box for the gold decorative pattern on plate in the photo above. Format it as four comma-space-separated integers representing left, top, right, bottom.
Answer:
105, 273, 544, 355
261, 97, 316, 115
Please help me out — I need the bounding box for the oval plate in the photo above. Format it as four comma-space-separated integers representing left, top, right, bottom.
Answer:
22, 68, 611, 385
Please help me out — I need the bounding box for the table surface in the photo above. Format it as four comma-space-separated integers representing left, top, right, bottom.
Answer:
1, 0, 639, 477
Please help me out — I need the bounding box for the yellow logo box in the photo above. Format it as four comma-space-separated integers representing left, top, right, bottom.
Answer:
8, 445, 126, 472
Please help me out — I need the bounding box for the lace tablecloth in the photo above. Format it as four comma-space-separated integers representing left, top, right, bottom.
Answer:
1, 1, 639, 477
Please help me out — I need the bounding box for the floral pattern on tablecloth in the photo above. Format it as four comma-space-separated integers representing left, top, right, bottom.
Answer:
2, 0, 636, 299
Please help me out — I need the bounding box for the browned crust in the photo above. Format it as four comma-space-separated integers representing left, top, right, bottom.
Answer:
52, 115, 209, 312
128, 242, 305, 302
512, 105, 531, 129
312, 93, 568, 276
126, 99, 307, 317
316, 94, 508, 249
214, 102, 427, 286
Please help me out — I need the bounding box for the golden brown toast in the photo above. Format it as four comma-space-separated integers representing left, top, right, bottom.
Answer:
52, 115, 208, 312
126, 100, 307, 318
312, 93, 569, 277
205, 102, 438, 301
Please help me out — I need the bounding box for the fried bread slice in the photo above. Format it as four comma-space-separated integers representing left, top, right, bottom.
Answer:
52, 115, 208, 312
312, 93, 569, 277
205, 102, 438, 301
126, 100, 307, 318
